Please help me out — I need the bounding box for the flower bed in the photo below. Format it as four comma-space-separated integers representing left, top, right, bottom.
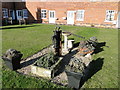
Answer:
31, 52, 63, 79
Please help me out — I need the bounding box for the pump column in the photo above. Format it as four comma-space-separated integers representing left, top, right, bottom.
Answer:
62, 32, 71, 54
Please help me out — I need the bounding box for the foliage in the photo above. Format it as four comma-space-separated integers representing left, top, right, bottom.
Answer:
35, 52, 58, 69
65, 57, 85, 73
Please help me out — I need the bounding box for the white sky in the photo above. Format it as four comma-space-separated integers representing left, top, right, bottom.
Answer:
0, 0, 120, 2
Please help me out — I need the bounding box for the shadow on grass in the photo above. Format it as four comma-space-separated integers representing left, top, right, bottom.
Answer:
0, 25, 39, 30
80, 58, 104, 88
93, 42, 107, 54
20, 57, 41, 68
73, 42, 80, 48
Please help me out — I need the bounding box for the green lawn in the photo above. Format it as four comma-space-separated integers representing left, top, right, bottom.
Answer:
1, 24, 118, 88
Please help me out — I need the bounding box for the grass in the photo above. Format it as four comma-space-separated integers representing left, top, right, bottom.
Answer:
1, 24, 118, 88
2, 66, 63, 88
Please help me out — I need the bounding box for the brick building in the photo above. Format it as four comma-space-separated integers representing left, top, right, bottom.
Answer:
1, 2, 28, 25
1, 0, 120, 28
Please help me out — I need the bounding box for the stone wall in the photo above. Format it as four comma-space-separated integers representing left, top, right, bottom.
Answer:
23, 45, 54, 62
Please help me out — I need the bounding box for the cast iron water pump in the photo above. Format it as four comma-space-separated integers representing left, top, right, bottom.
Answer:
52, 26, 62, 56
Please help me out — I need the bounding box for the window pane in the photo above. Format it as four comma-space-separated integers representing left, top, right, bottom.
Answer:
43, 16, 46, 18
2, 8, 8, 18
41, 9, 47, 18
76, 10, 84, 21
23, 9, 28, 18
106, 10, 115, 21
50, 12, 54, 18
42, 10, 46, 12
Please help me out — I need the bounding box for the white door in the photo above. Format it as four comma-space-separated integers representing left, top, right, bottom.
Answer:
16, 10, 22, 20
116, 12, 120, 28
67, 11, 75, 25
49, 10, 55, 23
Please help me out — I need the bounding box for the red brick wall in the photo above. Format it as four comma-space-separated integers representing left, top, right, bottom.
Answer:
2, 2, 14, 9
2, 2, 15, 18
26, 2, 38, 22
1, 2, 119, 27
25, 2, 118, 27
15, 2, 26, 10
118, 1, 120, 12
2, 2, 15, 25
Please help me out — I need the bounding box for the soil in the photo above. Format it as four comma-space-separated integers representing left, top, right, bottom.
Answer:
17, 45, 92, 87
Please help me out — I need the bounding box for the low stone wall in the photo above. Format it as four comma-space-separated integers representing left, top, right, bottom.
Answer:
22, 44, 54, 63
18, 45, 54, 75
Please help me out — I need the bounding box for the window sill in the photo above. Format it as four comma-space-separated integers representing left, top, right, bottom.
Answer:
76, 20, 84, 21
3, 17, 8, 18
41, 18, 47, 19
104, 20, 114, 23
23, 17, 28, 19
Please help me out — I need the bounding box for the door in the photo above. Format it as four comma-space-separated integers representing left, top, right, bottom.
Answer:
23, 9, 28, 19
67, 11, 75, 25
49, 10, 55, 23
116, 12, 120, 28
16, 10, 23, 20
9, 10, 15, 20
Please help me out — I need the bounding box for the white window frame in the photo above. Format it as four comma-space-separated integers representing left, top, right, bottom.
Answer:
18, 10, 23, 17
76, 10, 85, 21
16, 10, 23, 20
22, 0, 26, 2
2, 8, 8, 18
41, 9, 47, 19
23, 9, 28, 18
105, 10, 115, 22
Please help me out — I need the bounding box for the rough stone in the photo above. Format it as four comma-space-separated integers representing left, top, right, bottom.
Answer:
2, 49, 23, 70
65, 71, 83, 89
3, 49, 23, 60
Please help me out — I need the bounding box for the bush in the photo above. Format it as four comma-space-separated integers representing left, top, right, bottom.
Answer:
35, 52, 59, 69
